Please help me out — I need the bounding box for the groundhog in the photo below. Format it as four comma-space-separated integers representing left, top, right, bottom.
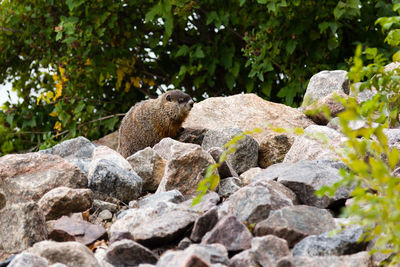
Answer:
118, 90, 194, 158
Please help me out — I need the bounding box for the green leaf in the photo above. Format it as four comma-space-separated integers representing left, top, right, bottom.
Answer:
176, 45, 189, 57
286, 40, 297, 55
389, 148, 400, 170
145, 3, 162, 22
206, 11, 218, 25
193, 46, 205, 58
66, 0, 84, 11
225, 72, 235, 90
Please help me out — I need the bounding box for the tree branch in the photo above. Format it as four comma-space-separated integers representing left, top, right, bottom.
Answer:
0, 27, 23, 33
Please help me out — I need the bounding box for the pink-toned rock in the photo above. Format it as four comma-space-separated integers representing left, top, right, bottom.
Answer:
201, 215, 252, 252
0, 202, 47, 253
0, 153, 87, 205
283, 125, 345, 163
38, 187, 93, 220
183, 94, 313, 168
93, 131, 119, 151
153, 138, 215, 196
49, 216, 107, 246
127, 147, 166, 192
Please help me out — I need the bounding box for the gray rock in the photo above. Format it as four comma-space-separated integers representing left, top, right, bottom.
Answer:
251, 235, 290, 266
279, 251, 371, 267
93, 245, 114, 267
292, 226, 368, 256
111, 202, 199, 247
157, 243, 229, 267
254, 205, 336, 247
136, 190, 185, 209
218, 184, 293, 224
8, 252, 49, 267
229, 250, 259, 267
202, 128, 259, 174
178, 237, 193, 250
176, 127, 208, 145
218, 177, 241, 198
201, 215, 252, 252
91, 199, 118, 213
252, 180, 299, 205
253, 160, 350, 208
89, 145, 134, 177
153, 138, 215, 196
89, 159, 142, 203
98, 209, 113, 221
349, 82, 377, 103
284, 125, 344, 163
0, 202, 47, 253
38, 187, 93, 220
109, 231, 134, 244
0, 152, 88, 204
181, 192, 220, 214
302, 70, 349, 107
190, 207, 219, 242
40, 136, 96, 174
105, 239, 158, 266
127, 147, 166, 192
239, 167, 263, 186
27, 240, 100, 267
207, 147, 239, 179
156, 250, 210, 267
185, 244, 230, 265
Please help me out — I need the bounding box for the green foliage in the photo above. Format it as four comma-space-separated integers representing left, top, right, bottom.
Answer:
316, 44, 400, 264
0, 0, 397, 155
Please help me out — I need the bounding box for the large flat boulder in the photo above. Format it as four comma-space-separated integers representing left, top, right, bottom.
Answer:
183, 94, 313, 168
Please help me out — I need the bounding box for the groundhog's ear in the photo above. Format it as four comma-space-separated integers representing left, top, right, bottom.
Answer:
166, 95, 171, 101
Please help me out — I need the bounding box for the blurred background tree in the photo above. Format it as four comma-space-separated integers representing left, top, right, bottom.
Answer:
0, 0, 396, 155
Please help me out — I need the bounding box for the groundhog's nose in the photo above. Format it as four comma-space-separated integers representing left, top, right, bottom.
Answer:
188, 99, 194, 108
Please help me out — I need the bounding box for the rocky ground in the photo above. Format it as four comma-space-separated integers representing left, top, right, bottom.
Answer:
1, 66, 400, 267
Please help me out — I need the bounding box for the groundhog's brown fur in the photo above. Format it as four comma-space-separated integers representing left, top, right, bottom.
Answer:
118, 90, 194, 158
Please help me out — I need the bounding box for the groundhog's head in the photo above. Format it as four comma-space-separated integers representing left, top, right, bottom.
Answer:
162, 90, 194, 122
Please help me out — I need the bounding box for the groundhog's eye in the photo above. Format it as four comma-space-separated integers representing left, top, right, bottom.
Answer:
178, 98, 184, 104
166, 95, 171, 101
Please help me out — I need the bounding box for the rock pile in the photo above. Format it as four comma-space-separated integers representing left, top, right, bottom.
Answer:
1, 69, 399, 267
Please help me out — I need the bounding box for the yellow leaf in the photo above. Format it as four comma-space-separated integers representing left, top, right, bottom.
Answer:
54, 82, 63, 101
49, 111, 59, 117
85, 58, 91, 66
125, 81, 131, 92
36, 94, 43, 105
116, 69, 124, 89
54, 121, 62, 130
147, 79, 155, 87
130, 76, 141, 87
53, 74, 59, 82
393, 50, 400, 62
58, 66, 65, 77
